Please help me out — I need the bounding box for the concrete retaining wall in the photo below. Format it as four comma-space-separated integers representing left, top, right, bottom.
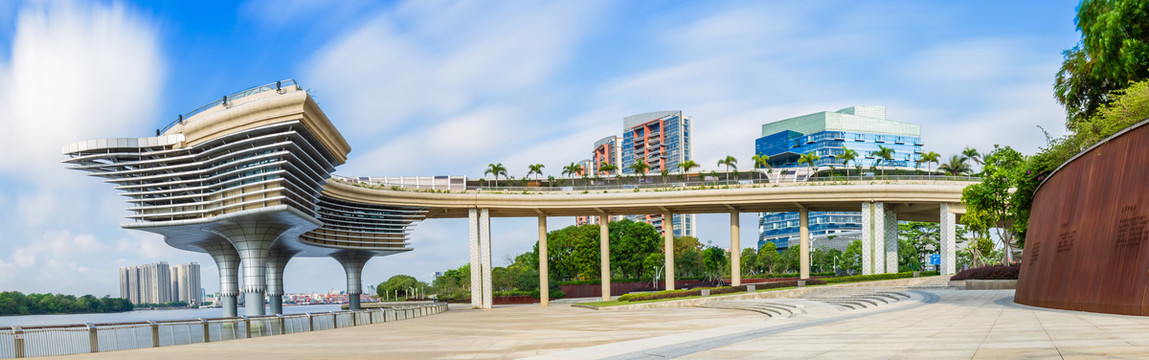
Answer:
965, 279, 1017, 290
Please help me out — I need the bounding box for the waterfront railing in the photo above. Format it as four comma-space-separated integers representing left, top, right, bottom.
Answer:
0, 302, 447, 358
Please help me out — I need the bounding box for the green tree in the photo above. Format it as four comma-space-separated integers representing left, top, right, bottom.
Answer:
898, 222, 941, 271
751, 154, 770, 181
378, 275, 424, 298
779, 247, 800, 273
757, 241, 779, 274
918, 151, 940, 174
798, 151, 820, 177
717, 155, 737, 182
870, 145, 895, 176
961, 145, 1026, 262
630, 159, 650, 183
598, 162, 618, 176
843, 240, 863, 274
485, 163, 507, 187
608, 220, 662, 278
938, 154, 971, 176
701, 245, 728, 280
740, 247, 758, 276
962, 147, 982, 167
1054, 0, 1149, 130
839, 148, 858, 177
527, 163, 545, 180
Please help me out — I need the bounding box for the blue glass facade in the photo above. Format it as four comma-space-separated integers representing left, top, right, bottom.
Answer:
755, 106, 922, 250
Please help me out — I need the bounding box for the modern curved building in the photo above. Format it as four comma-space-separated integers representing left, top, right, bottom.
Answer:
62, 80, 427, 316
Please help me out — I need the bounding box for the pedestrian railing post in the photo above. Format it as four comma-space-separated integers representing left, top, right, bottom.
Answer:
351, 311, 357, 327
200, 318, 210, 343
276, 314, 285, 335
149, 321, 159, 347
13, 326, 24, 358
86, 322, 98, 353
242, 317, 251, 339
306, 313, 313, 331
332, 313, 338, 329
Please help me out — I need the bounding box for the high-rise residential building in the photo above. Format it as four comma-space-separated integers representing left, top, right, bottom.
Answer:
591, 135, 622, 174
754, 106, 922, 251
119, 261, 177, 304
620, 111, 695, 238
171, 262, 202, 306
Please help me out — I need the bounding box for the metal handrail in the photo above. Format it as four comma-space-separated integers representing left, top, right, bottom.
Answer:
0, 303, 448, 359
157, 79, 300, 135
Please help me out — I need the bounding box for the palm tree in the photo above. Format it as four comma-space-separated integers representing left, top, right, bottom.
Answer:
630, 160, 650, 184
527, 163, 545, 181
485, 163, 507, 188
839, 148, 858, 177
598, 162, 618, 176
717, 155, 737, 182
938, 155, 972, 175
798, 151, 820, 178
870, 145, 895, 176
751, 154, 770, 182
562, 162, 585, 187
962, 147, 982, 166
660, 169, 670, 185
918, 151, 940, 175
678, 160, 699, 183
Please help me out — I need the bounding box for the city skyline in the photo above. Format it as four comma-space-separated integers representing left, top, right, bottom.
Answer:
0, 0, 1077, 296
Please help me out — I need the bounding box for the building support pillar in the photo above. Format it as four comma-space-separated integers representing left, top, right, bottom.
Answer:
940, 203, 957, 275
265, 247, 295, 315
479, 209, 493, 308
663, 212, 675, 291
333, 251, 372, 311
884, 209, 899, 274
861, 203, 873, 275
213, 224, 293, 317
798, 205, 810, 280
538, 216, 549, 307
196, 238, 239, 318
599, 215, 611, 301
730, 211, 741, 286
468, 208, 482, 309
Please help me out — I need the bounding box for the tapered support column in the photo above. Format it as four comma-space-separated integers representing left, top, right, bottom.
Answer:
333, 251, 372, 311
479, 209, 493, 309
861, 203, 873, 275
196, 238, 239, 318
730, 212, 741, 286
265, 247, 295, 315
468, 208, 482, 309
872, 202, 886, 274
799, 206, 810, 280
884, 210, 899, 274
940, 203, 957, 275
663, 212, 675, 291
538, 216, 549, 307
599, 215, 611, 301
213, 224, 293, 317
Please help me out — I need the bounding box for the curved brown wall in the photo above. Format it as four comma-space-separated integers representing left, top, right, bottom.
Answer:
1016, 120, 1149, 316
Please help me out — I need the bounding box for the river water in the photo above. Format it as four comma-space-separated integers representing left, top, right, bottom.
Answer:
0, 304, 344, 327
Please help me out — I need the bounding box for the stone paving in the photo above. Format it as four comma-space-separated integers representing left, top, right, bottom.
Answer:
46, 288, 1149, 359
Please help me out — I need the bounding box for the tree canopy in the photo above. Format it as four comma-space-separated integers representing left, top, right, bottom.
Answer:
0, 292, 132, 315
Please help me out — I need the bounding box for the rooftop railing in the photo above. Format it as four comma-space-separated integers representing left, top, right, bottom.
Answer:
0, 302, 446, 359
156, 79, 301, 136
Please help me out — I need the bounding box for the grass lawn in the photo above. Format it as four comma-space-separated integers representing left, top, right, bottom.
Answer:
581, 285, 802, 307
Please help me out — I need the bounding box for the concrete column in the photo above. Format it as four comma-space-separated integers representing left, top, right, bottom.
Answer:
884, 210, 899, 274
873, 202, 886, 274
730, 212, 741, 286
468, 208, 481, 309
538, 216, 549, 307
799, 206, 810, 280
196, 238, 239, 317
333, 251, 372, 311
479, 208, 493, 309
861, 202, 873, 275
212, 224, 293, 316
940, 203, 957, 275
663, 212, 676, 291
265, 248, 295, 315
599, 215, 611, 301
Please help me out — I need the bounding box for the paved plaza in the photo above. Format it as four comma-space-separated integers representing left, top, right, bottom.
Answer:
49, 288, 1149, 359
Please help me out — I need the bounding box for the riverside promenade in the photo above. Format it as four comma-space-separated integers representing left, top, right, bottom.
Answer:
44, 282, 1149, 359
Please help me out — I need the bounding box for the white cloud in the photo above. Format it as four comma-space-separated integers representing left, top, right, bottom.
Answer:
16, 190, 55, 226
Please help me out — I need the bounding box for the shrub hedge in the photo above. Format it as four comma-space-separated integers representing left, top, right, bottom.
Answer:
823, 271, 938, 284
950, 264, 1019, 280
616, 279, 828, 302
744, 271, 835, 279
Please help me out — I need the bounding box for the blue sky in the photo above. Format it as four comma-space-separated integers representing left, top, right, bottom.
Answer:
0, 0, 1079, 297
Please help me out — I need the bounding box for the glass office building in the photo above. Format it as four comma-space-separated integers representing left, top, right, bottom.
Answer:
755, 106, 922, 250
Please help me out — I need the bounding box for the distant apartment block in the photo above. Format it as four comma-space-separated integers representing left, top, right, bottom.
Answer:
754, 106, 922, 251
119, 261, 200, 305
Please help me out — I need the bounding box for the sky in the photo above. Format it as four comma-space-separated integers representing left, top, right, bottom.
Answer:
0, 0, 1081, 297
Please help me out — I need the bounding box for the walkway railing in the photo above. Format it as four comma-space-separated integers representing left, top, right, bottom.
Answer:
0, 303, 447, 358
157, 79, 301, 135
333, 174, 981, 194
